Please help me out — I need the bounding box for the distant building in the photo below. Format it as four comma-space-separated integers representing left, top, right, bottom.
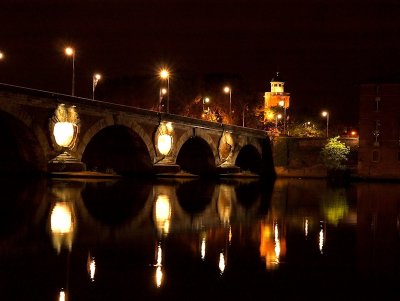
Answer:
264, 72, 291, 134
358, 79, 400, 179
264, 72, 290, 112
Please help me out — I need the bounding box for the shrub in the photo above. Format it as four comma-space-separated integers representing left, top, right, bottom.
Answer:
320, 136, 350, 170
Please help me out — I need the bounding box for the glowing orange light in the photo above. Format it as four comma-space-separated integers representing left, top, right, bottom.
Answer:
65, 47, 74, 56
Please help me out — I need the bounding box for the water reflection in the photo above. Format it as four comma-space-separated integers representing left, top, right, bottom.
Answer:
2, 177, 400, 299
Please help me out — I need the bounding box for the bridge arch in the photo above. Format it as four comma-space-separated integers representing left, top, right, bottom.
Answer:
81, 124, 153, 175
175, 129, 218, 159
176, 135, 217, 175
77, 118, 155, 161
234, 143, 263, 174
0, 108, 47, 174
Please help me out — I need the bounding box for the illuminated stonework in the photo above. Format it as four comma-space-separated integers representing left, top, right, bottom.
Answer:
156, 122, 174, 156
218, 131, 234, 166
50, 104, 80, 150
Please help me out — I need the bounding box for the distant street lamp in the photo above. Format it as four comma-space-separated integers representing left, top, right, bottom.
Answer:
322, 111, 329, 137
159, 69, 170, 113
275, 113, 282, 130
0, 51, 4, 60
65, 47, 75, 96
279, 100, 287, 135
202, 97, 210, 119
224, 86, 232, 120
159, 87, 167, 112
92, 73, 101, 100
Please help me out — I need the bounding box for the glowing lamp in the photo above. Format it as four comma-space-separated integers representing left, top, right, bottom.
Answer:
54, 122, 75, 147
157, 134, 172, 155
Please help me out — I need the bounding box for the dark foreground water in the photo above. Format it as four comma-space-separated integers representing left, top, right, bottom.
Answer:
0, 176, 400, 300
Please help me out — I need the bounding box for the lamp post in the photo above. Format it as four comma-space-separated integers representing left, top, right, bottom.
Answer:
160, 69, 170, 113
65, 47, 75, 96
224, 86, 232, 120
322, 111, 329, 137
92, 73, 101, 100
279, 100, 286, 135
159, 88, 167, 112
203, 97, 210, 115
275, 113, 282, 130
242, 104, 248, 127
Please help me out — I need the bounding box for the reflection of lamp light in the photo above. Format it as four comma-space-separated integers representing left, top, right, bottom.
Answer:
87, 253, 96, 282
219, 252, 226, 274
304, 218, 309, 238
155, 242, 163, 288
155, 194, 171, 234
54, 122, 75, 147
50, 202, 75, 253
51, 202, 73, 233
319, 222, 325, 254
201, 236, 206, 260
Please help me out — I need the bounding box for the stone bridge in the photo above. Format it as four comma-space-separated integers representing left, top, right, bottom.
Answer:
0, 83, 275, 177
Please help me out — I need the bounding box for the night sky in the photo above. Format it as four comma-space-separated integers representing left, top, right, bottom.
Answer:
1, 0, 399, 124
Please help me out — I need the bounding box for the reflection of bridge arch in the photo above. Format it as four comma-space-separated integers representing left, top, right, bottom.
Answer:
74, 180, 157, 239
0, 108, 47, 173
81, 124, 153, 175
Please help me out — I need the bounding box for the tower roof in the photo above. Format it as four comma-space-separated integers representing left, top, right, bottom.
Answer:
271, 72, 284, 82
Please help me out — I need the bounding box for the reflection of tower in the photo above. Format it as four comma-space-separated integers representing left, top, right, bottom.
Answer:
264, 72, 291, 133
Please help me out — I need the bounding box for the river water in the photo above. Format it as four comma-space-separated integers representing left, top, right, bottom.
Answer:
0, 176, 399, 300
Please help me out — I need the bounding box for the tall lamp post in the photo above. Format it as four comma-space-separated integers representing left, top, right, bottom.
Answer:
160, 69, 170, 113
275, 113, 282, 130
322, 111, 329, 137
242, 103, 248, 127
92, 73, 101, 100
65, 47, 75, 96
279, 100, 286, 135
201, 97, 210, 117
224, 86, 232, 120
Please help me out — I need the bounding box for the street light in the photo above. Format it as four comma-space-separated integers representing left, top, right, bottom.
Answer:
65, 47, 75, 96
224, 86, 232, 120
0, 51, 4, 60
159, 88, 167, 112
322, 111, 329, 137
159, 69, 170, 113
202, 97, 210, 119
279, 100, 286, 135
92, 73, 101, 100
275, 113, 282, 130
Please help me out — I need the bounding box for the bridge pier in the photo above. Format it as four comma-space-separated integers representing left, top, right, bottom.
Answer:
48, 151, 86, 172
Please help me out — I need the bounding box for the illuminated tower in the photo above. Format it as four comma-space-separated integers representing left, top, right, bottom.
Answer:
264, 72, 290, 122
